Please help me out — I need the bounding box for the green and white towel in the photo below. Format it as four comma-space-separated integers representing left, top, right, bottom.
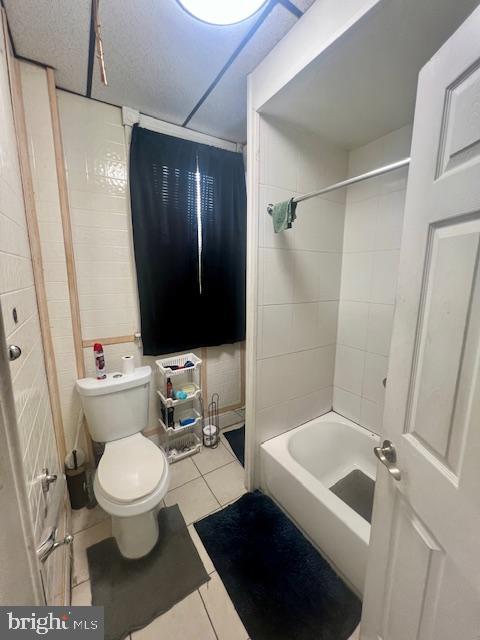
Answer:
267, 198, 297, 233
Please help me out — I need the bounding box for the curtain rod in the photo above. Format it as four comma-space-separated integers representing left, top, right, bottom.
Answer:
293, 157, 411, 204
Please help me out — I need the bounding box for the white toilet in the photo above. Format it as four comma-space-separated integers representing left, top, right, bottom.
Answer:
76, 366, 170, 559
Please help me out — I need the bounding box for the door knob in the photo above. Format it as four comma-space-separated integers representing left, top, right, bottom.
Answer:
8, 345, 22, 361
374, 440, 401, 481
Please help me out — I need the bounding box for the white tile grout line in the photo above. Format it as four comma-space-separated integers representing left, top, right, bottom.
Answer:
197, 588, 220, 640
191, 455, 239, 482
72, 576, 90, 589
166, 473, 223, 516
73, 514, 110, 535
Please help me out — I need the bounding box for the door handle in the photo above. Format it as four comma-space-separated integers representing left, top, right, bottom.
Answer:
8, 345, 22, 361
40, 468, 58, 494
374, 440, 401, 481
37, 530, 73, 563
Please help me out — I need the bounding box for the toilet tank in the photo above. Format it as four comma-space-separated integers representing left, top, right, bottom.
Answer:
76, 366, 151, 443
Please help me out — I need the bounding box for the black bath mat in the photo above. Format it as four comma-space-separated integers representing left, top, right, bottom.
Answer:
194, 491, 361, 640
87, 505, 209, 640
224, 425, 245, 466
330, 470, 375, 524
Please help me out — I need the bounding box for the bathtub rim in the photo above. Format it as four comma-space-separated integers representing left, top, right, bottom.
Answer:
260, 410, 380, 546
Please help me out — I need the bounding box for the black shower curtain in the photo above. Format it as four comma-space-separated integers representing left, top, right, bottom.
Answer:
129, 125, 246, 355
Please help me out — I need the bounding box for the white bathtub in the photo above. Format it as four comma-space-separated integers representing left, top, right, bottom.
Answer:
261, 411, 380, 595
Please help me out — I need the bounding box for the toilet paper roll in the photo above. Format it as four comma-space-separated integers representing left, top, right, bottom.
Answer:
122, 355, 135, 375
203, 424, 218, 447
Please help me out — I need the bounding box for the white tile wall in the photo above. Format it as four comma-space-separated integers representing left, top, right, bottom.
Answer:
206, 344, 243, 408
57, 91, 245, 434
256, 117, 348, 443
334, 125, 412, 433
57, 91, 138, 343
20, 61, 82, 452
0, 44, 61, 602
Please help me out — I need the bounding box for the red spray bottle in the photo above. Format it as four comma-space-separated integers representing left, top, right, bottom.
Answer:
94, 343, 106, 379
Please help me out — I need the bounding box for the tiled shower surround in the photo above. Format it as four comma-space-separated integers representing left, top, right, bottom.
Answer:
254, 118, 412, 444
334, 125, 412, 433
255, 116, 348, 443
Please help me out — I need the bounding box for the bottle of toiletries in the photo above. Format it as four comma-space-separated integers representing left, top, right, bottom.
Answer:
94, 343, 106, 380
167, 407, 175, 429
166, 377, 174, 399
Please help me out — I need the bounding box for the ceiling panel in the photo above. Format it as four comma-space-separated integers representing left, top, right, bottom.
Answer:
91, 0, 268, 126
188, 4, 296, 143
4, 0, 91, 95
291, 0, 317, 12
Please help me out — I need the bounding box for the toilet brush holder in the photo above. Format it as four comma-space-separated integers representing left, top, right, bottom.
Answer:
65, 464, 88, 510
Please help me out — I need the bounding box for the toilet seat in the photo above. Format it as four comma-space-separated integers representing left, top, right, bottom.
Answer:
98, 433, 167, 503
94, 433, 170, 518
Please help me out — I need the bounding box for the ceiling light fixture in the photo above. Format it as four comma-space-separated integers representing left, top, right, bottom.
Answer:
177, 0, 269, 25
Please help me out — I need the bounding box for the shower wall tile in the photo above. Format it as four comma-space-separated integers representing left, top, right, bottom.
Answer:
291, 302, 327, 352
360, 398, 383, 434
334, 345, 365, 396
362, 353, 388, 404
343, 198, 378, 252
256, 324, 336, 412
375, 191, 406, 250
371, 250, 400, 304
333, 125, 412, 435
341, 252, 374, 302
287, 387, 333, 433
258, 304, 293, 358
260, 117, 299, 192
256, 402, 290, 443
294, 198, 345, 252
317, 301, 339, 346
256, 117, 347, 443
333, 387, 362, 424
261, 248, 295, 305
258, 301, 338, 359
366, 304, 394, 357
337, 301, 369, 350
257, 353, 294, 410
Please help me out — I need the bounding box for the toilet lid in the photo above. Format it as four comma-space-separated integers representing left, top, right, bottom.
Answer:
97, 433, 167, 503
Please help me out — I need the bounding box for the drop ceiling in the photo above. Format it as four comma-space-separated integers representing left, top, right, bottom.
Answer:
3, 0, 315, 143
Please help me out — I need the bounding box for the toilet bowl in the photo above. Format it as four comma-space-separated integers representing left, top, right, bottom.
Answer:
94, 432, 170, 558
76, 366, 170, 559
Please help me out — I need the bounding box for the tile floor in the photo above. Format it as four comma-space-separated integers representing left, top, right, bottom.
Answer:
71, 423, 360, 640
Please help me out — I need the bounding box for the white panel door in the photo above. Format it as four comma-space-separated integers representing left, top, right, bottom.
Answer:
361, 6, 480, 640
